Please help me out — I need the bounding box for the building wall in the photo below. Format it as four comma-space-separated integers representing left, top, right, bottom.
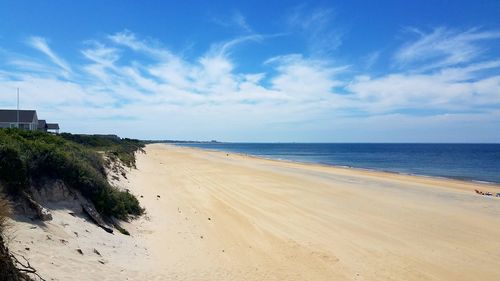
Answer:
32, 113, 38, 130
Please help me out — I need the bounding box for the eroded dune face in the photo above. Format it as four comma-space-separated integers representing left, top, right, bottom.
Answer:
9, 144, 500, 281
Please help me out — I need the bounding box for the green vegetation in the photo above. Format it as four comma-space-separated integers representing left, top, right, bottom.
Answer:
59, 133, 144, 168
0, 129, 144, 220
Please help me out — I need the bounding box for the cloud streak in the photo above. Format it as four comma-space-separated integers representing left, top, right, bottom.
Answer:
28, 36, 72, 77
394, 27, 500, 71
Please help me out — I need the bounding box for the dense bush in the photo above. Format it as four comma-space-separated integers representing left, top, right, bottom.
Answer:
0, 145, 27, 195
60, 133, 144, 168
0, 129, 143, 220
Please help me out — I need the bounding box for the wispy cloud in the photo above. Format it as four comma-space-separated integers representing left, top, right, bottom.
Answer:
81, 41, 120, 66
362, 51, 381, 69
109, 30, 173, 59
394, 27, 500, 71
232, 11, 252, 33
27, 36, 72, 77
207, 34, 264, 58
211, 11, 253, 33
287, 5, 343, 55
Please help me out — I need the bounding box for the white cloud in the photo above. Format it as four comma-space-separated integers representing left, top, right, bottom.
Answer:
208, 35, 264, 57
109, 30, 173, 59
81, 42, 120, 66
0, 27, 499, 142
394, 27, 500, 71
266, 54, 347, 101
347, 72, 500, 113
28, 36, 72, 77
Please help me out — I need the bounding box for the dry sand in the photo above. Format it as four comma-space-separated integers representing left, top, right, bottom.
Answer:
7, 143, 500, 280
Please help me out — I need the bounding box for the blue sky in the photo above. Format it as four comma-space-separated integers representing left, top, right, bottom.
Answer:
1, 1, 500, 142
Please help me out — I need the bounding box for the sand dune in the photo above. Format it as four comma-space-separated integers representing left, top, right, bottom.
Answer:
8, 143, 500, 280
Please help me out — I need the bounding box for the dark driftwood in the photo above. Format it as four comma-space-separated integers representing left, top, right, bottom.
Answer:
81, 203, 113, 233
10, 253, 45, 281
22, 192, 52, 221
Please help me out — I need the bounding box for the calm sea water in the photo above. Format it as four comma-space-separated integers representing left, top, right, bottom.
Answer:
176, 143, 500, 184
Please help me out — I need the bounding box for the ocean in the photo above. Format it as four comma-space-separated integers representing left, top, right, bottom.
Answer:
175, 143, 500, 184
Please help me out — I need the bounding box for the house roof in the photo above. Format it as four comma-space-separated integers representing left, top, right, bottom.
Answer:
0, 109, 37, 123
47, 123, 59, 130
38, 119, 47, 129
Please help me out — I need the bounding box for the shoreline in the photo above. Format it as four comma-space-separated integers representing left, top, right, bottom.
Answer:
170, 143, 500, 193
8, 143, 500, 280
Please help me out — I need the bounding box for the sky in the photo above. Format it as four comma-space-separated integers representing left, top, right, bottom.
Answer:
0, 0, 500, 142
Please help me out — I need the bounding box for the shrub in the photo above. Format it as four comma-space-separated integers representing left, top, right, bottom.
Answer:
59, 133, 144, 168
0, 129, 143, 219
0, 144, 28, 195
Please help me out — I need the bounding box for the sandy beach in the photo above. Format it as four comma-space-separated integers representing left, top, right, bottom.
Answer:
7, 143, 500, 280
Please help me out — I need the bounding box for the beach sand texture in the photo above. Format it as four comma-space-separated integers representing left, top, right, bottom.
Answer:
8, 143, 500, 280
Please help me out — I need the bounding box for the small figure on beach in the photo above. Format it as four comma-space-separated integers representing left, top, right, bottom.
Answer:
475, 189, 498, 197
